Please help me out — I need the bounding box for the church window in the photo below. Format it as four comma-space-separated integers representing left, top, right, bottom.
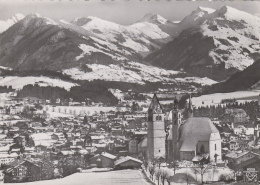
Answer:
159, 150, 160, 152
215, 144, 217, 150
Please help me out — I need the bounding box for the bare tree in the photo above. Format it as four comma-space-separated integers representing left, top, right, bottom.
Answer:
148, 163, 155, 181
160, 168, 168, 185
192, 163, 209, 184
184, 172, 190, 185
165, 172, 172, 185
155, 168, 162, 185
191, 167, 200, 181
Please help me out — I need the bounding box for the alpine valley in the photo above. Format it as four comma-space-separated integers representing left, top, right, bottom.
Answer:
0, 5, 260, 103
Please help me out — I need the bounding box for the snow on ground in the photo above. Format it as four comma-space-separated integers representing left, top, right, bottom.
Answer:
176, 166, 234, 182
2, 169, 150, 185
198, 6, 216, 14
175, 77, 217, 86
0, 93, 9, 101
45, 105, 130, 116
31, 133, 57, 146
108, 89, 124, 99
76, 43, 126, 61
192, 90, 260, 107
0, 66, 12, 70
0, 76, 78, 90
200, 6, 260, 71
63, 62, 216, 86
74, 15, 170, 54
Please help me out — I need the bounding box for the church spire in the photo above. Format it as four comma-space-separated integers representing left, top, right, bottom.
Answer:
148, 94, 163, 114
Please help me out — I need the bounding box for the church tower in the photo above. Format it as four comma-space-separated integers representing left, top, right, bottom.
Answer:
147, 94, 166, 160
172, 97, 182, 161
188, 94, 193, 118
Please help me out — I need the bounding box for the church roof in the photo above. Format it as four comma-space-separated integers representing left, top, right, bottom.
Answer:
179, 117, 219, 152
138, 137, 147, 148
148, 94, 163, 113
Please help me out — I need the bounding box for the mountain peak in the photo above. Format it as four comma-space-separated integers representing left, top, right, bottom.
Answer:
197, 6, 215, 14
215, 5, 260, 21
72, 16, 108, 26
217, 5, 239, 15
181, 6, 214, 23
138, 13, 167, 25
11, 14, 25, 21
0, 13, 25, 33
29, 13, 42, 18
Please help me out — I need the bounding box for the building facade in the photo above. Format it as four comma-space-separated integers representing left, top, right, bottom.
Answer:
147, 94, 166, 160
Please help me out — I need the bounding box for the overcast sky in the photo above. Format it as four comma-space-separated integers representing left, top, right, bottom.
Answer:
0, 0, 260, 25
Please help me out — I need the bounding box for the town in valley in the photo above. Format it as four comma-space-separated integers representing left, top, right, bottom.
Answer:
0, 0, 260, 184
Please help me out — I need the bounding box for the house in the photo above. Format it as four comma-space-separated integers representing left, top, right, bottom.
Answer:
114, 156, 142, 170
229, 141, 239, 151
0, 153, 18, 166
232, 156, 260, 182
35, 145, 48, 152
91, 135, 105, 144
244, 124, 255, 135
225, 108, 249, 123
230, 135, 239, 142
3, 159, 54, 183
238, 140, 249, 151
13, 136, 26, 146
51, 133, 65, 141
128, 138, 138, 154
57, 151, 74, 159
90, 152, 117, 168
0, 107, 6, 114
234, 125, 245, 135
15, 122, 29, 132
225, 151, 260, 167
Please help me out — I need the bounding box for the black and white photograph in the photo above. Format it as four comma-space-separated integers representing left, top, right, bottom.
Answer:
0, 0, 260, 184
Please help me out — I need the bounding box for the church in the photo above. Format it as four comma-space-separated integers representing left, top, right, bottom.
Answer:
146, 94, 222, 163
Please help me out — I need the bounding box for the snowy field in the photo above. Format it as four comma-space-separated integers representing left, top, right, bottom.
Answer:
0, 76, 78, 90
45, 105, 130, 117
2, 169, 150, 185
63, 62, 217, 86
192, 90, 260, 107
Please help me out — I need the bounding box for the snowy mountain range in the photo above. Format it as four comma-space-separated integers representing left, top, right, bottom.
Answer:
147, 6, 260, 81
0, 6, 259, 88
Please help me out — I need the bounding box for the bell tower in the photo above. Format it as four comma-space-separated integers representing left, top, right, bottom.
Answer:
147, 94, 166, 160
172, 97, 182, 161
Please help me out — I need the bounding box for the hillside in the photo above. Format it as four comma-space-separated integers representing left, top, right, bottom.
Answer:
204, 59, 260, 93
146, 6, 260, 81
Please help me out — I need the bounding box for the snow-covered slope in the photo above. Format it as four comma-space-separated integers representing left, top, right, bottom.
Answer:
0, 14, 25, 33
71, 15, 172, 56
201, 6, 260, 70
0, 76, 78, 90
147, 6, 260, 81
63, 62, 217, 86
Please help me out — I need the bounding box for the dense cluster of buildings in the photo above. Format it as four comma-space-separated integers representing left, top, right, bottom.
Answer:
0, 92, 260, 183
